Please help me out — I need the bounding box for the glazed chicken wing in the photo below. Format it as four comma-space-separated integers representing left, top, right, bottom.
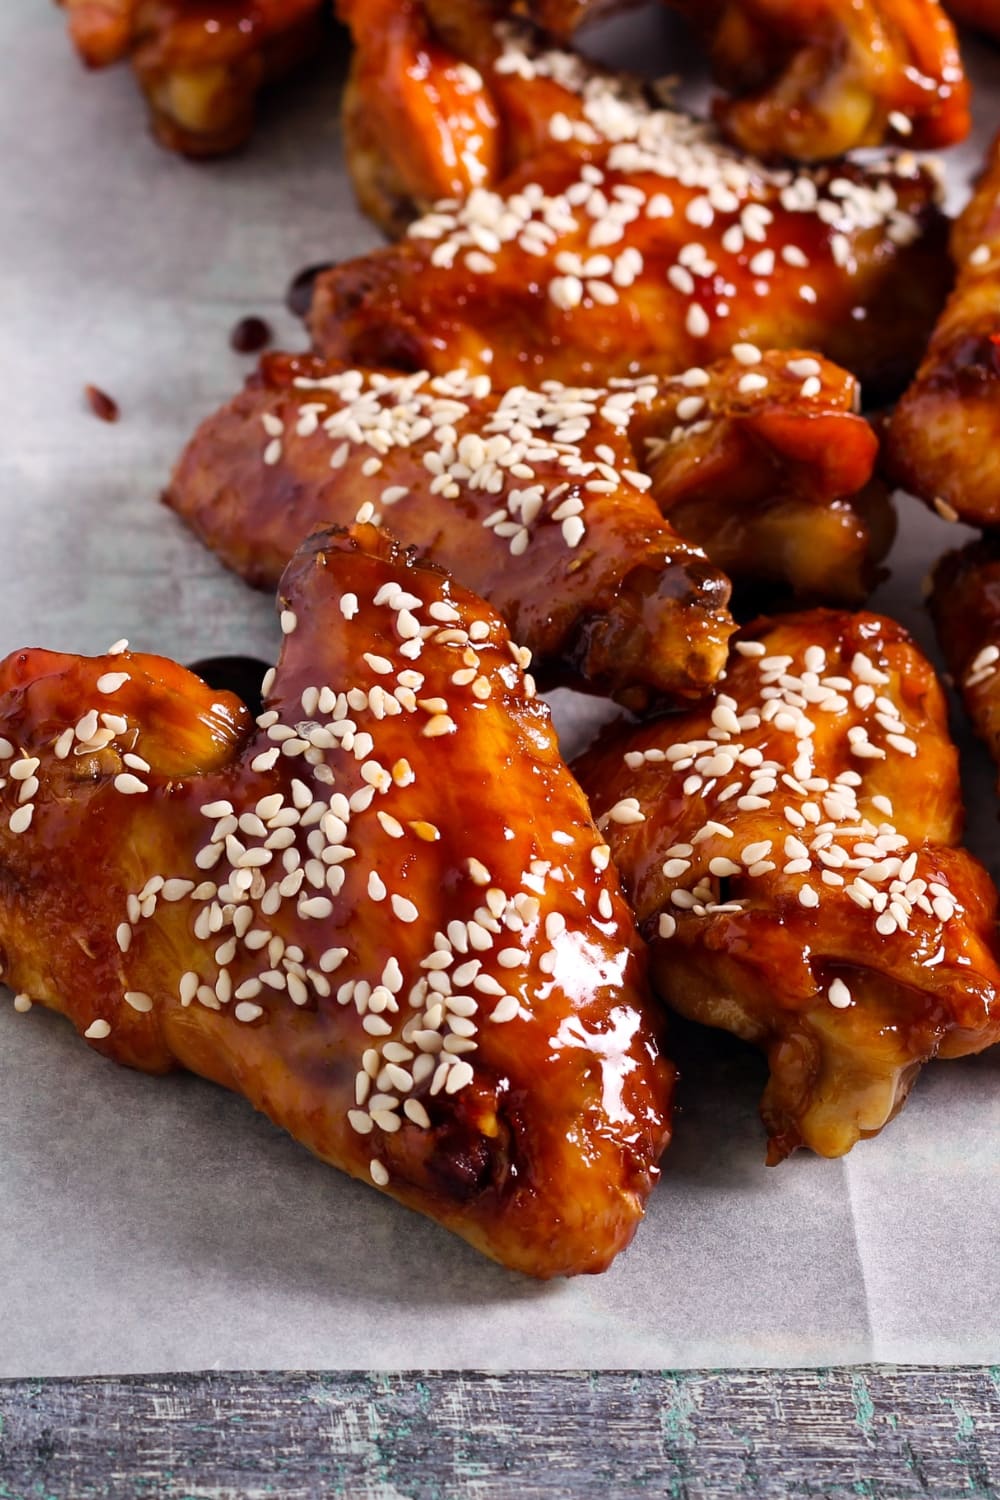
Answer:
930, 538, 1000, 770
666, 0, 969, 160
166, 348, 886, 665
632, 348, 892, 605
57, 0, 326, 155
167, 354, 735, 710
886, 133, 1000, 526
576, 612, 1000, 1162
313, 30, 950, 395
0, 524, 673, 1277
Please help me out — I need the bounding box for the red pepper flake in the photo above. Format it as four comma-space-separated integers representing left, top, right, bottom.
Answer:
230, 315, 273, 354
84, 385, 120, 423
990, 332, 1000, 347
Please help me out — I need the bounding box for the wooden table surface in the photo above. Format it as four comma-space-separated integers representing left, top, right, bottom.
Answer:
1, 1368, 999, 1497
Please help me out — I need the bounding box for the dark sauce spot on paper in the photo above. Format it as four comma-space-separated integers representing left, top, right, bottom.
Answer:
230, 315, 273, 354
84, 385, 119, 423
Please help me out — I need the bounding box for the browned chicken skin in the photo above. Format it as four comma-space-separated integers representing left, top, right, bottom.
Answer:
0, 524, 674, 1277
886, 133, 1000, 526
166, 348, 886, 688
930, 538, 1000, 770
666, 0, 970, 160
316, 27, 950, 395
629, 349, 892, 604
576, 612, 1000, 1162
167, 354, 736, 710
57, 0, 326, 155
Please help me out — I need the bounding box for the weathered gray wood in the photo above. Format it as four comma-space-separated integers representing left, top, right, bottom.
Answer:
1, 1369, 999, 1499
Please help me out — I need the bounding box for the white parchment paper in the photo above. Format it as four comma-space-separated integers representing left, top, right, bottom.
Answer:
1, 1, 999, 1377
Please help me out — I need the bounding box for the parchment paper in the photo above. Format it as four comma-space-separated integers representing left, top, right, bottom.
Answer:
1, 1, 999, 1378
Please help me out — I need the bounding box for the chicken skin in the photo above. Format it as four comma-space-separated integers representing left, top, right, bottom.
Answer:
167, 355, 736, 710
886, 132, 1000, 526
166, 348, 887, 682
930, 538, 1000, 770
315, 28, 950, 395
576, 612, 1000, 1162
666, 0, 970, 161
630, 347, 892, 605
0, 524, 674, 1277
57, 0, 326, 155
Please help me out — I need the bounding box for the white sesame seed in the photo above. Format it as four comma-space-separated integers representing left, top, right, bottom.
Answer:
84, 1020, 111, 1040
828, 978, 852, 1009
124, 991, 154, 1013
96, 672, 129, 695
114, 774, 148, 795
235, 1002, 264, 1023
301, 896, 334, 920
605, 798, 645, 826
686, 304, 710, 338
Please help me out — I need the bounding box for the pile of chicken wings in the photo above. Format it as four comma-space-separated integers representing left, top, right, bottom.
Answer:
22, 0, 1000, 1273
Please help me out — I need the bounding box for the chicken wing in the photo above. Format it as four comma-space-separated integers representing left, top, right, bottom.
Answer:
576, 611, 1000, 1162
167, 354, 735, 710
57, 0, 326, 156
0, 523, 673, 1277
930, 538, 1000, 769
312, 29, 950, 395
886, 132, 1000, 526
631, 348, 892, 605
665, 0, 970, 160
166, 346, 886, 680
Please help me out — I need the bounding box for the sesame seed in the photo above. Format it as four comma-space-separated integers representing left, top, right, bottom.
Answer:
605, 798, 645, 826
300, 896, 334, 919
84, 1020, 111, 1039
113, 773, 148, 795
686, 304, 710, 338
124, 991, 154, 1012
235, 1002, 264, 1023
251, 748, 281, 773
96, 672, 129, 694
828, 978, 852, 1009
